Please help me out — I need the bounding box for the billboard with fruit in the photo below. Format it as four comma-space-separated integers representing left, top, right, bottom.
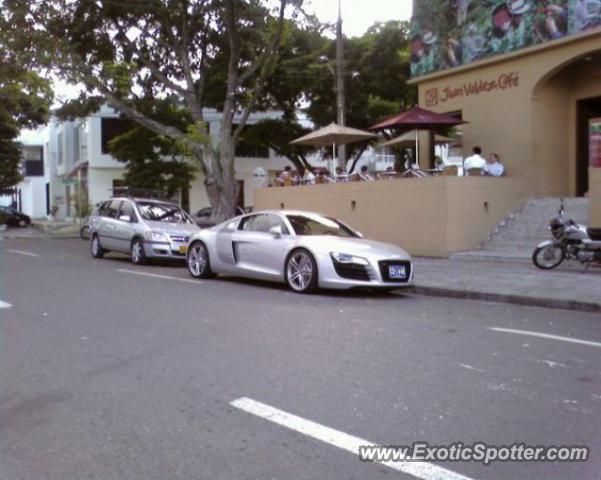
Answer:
411, 0, 601, 77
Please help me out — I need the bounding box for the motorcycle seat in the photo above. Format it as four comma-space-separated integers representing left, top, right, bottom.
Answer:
587, 228, 601, 241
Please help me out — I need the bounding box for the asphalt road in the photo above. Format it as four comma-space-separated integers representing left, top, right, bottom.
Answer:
1, 238, 600, 480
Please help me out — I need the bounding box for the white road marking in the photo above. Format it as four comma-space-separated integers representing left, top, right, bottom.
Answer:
488, 327, 601, 349
230, 397, 476, 480
116, 268, 201, 285
459, 364, 484, 373
0, 300, 12, 309
6, 249, 39, 257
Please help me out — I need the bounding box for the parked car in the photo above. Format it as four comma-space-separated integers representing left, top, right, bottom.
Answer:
192, 206, 249, 228
186, 210, 413, 293
89, 197, 200, 264
0, 206, 31, 227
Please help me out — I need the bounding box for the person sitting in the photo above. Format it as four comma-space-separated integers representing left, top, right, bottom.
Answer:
335, 167, 349, 183
302, 168, 316, 185
276, 166, 297, 186
464, 146, 486, 175
483, 153, 505, 177
358, 165, 374, 181
378, 166, 397, 180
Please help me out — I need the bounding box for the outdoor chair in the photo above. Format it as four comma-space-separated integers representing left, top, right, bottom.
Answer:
466, 168, 484, 176
441, 166, 458, 176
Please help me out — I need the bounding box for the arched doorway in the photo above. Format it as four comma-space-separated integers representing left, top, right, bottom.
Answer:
532, 50, 601, 197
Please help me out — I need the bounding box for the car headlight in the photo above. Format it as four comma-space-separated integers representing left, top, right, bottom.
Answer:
330, 252, 369, 266
144, 231, 169, 242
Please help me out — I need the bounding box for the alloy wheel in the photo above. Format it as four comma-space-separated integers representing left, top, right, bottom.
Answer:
287, 251, 314, 292
188, 243, 207, 277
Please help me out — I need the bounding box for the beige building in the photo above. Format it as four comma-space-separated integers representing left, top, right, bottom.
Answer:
411, 30, 601, 225
254, 28, 601, 257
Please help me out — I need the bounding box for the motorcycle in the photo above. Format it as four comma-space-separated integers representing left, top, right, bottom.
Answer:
532, 199, 601, 272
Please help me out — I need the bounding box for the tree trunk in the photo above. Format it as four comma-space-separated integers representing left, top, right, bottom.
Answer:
191, 140, 239, 223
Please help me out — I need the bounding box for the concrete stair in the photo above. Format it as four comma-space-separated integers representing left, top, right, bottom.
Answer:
450, 197, 589, 263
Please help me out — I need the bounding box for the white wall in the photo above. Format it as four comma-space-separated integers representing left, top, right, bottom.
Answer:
18, 177, 47, 218
87, 168, 124, 207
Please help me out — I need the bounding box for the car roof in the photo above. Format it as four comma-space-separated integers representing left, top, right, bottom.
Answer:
247, 209, 328, 217
111, 197, 178, 206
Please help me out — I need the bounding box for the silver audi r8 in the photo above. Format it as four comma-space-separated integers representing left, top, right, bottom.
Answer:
186, 210, 413, 293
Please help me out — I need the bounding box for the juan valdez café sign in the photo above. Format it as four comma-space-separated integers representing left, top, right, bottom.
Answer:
425, 71, 520, 107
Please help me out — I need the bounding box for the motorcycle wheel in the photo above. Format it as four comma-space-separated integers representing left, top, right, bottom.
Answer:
532, 244, 564, 270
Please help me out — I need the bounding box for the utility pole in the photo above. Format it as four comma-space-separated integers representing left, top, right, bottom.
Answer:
336, 0, 346, 169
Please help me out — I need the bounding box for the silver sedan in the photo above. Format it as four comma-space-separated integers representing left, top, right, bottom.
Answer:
186, 210, 413, 293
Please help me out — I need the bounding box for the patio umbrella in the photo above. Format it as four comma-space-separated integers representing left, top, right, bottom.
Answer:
378, 130, 456, 149
369, 106, 466, 167
290, 122, 377, 170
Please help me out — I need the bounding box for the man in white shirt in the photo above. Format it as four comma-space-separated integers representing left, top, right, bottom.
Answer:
484, 153, 505, 177
463, 146, 486, 174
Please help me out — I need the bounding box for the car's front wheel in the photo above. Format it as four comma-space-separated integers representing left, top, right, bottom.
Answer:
285, 249, 318, 293
18, 219, 27, 227
131, 238, 147, 265
187, 241, 215, 279
90, 234, 105, 259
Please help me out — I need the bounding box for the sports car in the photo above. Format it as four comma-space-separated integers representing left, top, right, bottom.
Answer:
186, 210, 413, 293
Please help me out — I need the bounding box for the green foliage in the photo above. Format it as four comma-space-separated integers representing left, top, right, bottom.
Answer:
0, 34, 53, 190
240, 119, 312, 172
107, 101, 196, 197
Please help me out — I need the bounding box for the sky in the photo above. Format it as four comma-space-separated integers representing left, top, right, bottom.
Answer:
307, 0, 413, 37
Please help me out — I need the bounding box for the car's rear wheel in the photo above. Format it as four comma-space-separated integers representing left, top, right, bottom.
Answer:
131, 238, 147, 265
90, 234, 105, 259
286, 249, 318, 293
187, 241, 215, 279
18, 219, 27, 227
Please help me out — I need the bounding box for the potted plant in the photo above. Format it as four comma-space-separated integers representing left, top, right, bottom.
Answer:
48, 205, 59, 222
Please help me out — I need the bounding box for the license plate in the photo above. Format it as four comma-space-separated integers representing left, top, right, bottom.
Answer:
178, 245, 188, 254
388, 265, 406, 279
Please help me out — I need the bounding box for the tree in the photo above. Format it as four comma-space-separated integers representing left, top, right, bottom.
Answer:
241, 20, 416, 175
4, 0, 308, 220
286, 20, 417, 173
0, 51, 52, 192
106, 101, 197, 204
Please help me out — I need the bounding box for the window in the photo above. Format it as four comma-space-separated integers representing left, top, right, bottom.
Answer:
105, 200, 122, 219
239, 214, 288, 234
57, 132, 64, 165
136, 201, 191, 224
96, 201, 110, 216
439, 110, 463, 166
118, 201, 136, 222
286, 214, 358, 237
101, 118, 133, 154
73, 126, 80, 162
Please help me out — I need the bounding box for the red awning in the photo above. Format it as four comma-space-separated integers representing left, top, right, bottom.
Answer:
369, 106, 466, 131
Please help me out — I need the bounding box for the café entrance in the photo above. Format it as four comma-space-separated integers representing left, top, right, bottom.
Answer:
577, 96, 601, 196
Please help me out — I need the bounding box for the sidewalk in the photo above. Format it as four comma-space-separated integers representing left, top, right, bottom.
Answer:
411, 257, 601, 313
0, 220, 82, 240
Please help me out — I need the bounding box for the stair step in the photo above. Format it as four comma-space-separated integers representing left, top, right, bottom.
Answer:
455, 196, 589, 262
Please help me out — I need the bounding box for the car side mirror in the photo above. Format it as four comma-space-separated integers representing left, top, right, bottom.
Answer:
269, 225, 282, 238
119, 214, 131, 222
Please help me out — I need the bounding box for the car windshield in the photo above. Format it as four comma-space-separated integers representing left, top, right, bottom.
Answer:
286, 214, 358, 237
136, 202, 191, 224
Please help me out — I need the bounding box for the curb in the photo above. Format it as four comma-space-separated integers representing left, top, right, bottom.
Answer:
0, 234, 81, 240
409, 285, 601, 314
